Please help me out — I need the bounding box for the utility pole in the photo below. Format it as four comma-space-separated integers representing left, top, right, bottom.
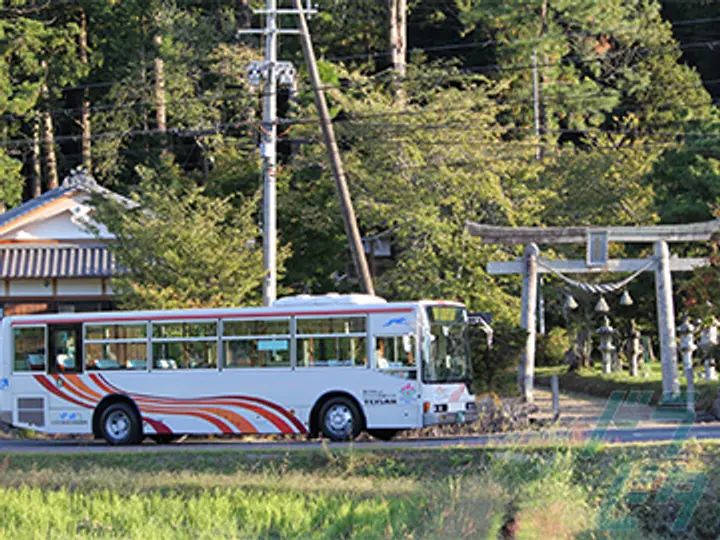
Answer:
389, 0, 407, 103
240, 1, 303, 306
261, 0, 278, 307
294, 0, 376, 295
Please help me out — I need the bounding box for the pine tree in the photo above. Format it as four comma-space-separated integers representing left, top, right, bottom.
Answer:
458, 0, 714, 146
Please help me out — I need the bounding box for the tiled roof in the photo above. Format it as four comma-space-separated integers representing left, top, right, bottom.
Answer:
0, 169, 134, 230
0, 245, 118, 279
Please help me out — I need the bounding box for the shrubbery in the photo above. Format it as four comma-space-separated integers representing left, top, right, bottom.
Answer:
536, 327, 573, 366
470, 322, 526, 395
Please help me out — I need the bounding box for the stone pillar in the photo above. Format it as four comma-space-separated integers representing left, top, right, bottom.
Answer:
678, 317, 697, 415
678, 316, 696, 373
700, 320, 718, 381
629, 320, 642, 377
519, 243, 539, 403
654, 241, 680, 397
598, 316, 616, 375
706, 359, 717, 382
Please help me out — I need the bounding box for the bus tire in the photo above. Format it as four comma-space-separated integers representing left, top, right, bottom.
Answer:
319, 396, 362, 442
368, 429, 399, 441
99, 402, 142, 445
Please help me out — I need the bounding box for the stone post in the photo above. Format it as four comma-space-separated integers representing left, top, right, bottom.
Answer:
519, 243, 539, 403
678, 316, 696, 373
629, 320, 642, 377
706, 359, 717, 382
700, 319, 718, 382
598, 316, 616, 375
678, 316, 697, 415
551, 374, 560, 419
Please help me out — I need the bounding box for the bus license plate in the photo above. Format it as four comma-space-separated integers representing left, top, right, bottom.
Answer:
456, 411, 465, 423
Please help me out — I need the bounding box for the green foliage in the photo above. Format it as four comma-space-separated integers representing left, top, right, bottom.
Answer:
298, 64, 539, 319
679, 231, 720, 320
0, 149, 23, 209
536, 327, 572, 367
470, 321, 526, 394
458, 0, 714, 137
92, 165, 284, 310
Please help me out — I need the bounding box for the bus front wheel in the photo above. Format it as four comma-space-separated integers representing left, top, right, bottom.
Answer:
319, 397, 362, 442
100, 402, 142, 445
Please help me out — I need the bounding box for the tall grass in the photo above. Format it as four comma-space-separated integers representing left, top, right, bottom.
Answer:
0, 443, 718, 538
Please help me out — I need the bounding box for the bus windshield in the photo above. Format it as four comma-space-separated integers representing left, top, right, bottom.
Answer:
422, 306, 470, 384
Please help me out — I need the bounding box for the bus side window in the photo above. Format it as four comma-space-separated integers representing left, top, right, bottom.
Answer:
375, 335, 416, 379
13, 327, 47, 372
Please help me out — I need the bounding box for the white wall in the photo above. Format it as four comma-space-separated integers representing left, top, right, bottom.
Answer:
1, 194, 114, 242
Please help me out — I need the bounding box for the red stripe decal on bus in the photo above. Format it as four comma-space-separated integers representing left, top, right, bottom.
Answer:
142, 417, 172, 434
80, 374, 238, 434
65, 374, 104, 400
50, 375, 98, 407
33, 375, 93, 409
94, 374, 301, 434
91, 374, 257, 434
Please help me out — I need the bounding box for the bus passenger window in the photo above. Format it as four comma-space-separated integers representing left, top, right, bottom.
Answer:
13, 327, 46, 372
297, 337, 366, 367
223, 339, 290, 368
151, 322, 218, 370
375, 335, 416, 379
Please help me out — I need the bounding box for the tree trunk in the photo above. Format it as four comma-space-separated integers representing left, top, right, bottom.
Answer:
237, 0, 251, 28
31, 115, 42, 197
389, 0, 406, 104
40, 61, 59, 190
42, 108, 59, 190
79, 8, 92, 173
153, 33, 168, 157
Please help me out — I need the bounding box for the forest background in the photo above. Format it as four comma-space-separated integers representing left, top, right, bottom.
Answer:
3, 0, 720, 364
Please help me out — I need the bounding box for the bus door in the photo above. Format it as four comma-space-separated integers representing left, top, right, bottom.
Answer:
48, 324, 83, 374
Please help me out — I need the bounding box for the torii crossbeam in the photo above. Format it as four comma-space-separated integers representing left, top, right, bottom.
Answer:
467, 220, 720, 401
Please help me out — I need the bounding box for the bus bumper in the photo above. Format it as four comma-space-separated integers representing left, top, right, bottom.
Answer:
423, 408, 479, 427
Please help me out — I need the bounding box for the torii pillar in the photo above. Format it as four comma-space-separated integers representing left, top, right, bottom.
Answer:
467, 220, 720, 400
654, 241, 679, 397
520, 244, 539, 402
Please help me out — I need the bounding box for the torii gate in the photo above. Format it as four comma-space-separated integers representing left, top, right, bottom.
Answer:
466, 220, 720, 402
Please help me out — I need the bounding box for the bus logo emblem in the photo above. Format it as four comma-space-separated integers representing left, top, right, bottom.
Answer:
399, 383, 417, 403
384, 317, 408, 328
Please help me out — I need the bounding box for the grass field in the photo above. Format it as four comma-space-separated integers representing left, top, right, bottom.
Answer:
0, 441, 719, 538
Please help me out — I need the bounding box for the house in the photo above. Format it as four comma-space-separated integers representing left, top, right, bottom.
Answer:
0, 170, 129, 316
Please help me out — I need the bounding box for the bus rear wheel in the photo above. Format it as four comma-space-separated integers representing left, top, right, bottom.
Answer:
100, 402, 142, 445
319, 397, 362, 442
368, 429, 399, 441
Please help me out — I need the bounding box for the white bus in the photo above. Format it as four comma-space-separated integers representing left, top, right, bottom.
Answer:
0, 294, 477, 444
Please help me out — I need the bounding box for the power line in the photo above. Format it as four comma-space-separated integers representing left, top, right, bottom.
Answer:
6, 12, 717, 108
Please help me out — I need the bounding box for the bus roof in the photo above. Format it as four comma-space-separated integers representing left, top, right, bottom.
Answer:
3, 295, 465, 326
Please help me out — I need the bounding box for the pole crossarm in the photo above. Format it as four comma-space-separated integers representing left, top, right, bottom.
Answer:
487, 257, 709, 275
467, 220, 720, 244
